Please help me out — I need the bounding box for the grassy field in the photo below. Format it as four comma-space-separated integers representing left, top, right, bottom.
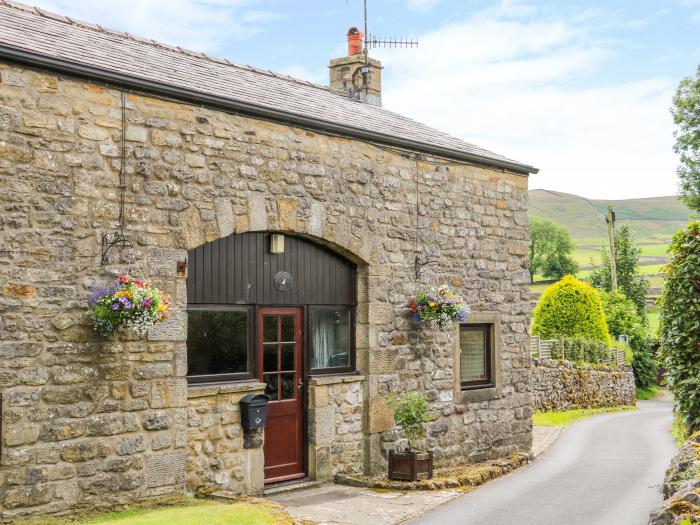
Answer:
636, 385, 660, 400
15, 499, 292, 525
532, 406, 637, 426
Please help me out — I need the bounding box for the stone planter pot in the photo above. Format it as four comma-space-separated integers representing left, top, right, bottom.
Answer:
388, 449, 433, 481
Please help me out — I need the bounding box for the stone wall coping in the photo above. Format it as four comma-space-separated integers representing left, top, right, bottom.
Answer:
187, 381, 266, 399
309, 374, 365, 386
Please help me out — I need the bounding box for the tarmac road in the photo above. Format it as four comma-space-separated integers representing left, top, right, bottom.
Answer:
408, 400, 676, 525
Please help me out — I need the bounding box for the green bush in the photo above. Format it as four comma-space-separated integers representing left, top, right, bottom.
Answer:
601, 291, 657, 387
660, 222, 700, 433
532, 276, 611, 345
389, 392, 430, 451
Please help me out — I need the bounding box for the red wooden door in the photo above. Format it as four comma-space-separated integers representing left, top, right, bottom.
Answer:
257, 307, 305, 483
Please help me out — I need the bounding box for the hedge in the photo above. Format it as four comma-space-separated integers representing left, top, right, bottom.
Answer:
532, 275, 611, 345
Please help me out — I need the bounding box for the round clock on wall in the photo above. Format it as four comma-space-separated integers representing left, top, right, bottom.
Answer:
273, 271, 294, 291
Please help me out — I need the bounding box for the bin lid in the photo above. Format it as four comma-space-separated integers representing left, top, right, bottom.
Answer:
240, 393, 270, 405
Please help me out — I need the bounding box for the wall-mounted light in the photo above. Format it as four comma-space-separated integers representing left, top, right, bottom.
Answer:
270, 233, 285, 254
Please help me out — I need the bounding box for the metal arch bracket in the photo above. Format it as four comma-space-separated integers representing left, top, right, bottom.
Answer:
414, 255, 437, 280
100, 231, 133, 265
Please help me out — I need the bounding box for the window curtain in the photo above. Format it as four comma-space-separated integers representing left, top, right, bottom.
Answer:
312, 311, 336, 369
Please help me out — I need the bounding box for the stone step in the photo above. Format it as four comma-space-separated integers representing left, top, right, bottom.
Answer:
263, 478, 323, 496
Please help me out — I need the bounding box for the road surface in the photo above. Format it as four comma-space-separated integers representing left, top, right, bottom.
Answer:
409, 400, 676, 525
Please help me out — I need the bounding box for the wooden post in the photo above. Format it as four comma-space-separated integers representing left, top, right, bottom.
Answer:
606, 206, 618, 293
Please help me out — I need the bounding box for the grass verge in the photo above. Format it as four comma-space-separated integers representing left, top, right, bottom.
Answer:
14, 497, 295, 525
532, 406, 636, 427
636, 385, 660, 400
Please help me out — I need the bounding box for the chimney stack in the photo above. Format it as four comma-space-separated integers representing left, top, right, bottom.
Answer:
328, 27, 383, 106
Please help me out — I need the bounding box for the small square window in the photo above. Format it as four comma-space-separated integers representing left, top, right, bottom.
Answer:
459, 324, 494, 390
309, 307, 354, 373
187, 306, 253, 383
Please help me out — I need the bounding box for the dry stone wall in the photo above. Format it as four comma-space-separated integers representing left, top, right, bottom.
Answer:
531, 358, 636, 411
0, 60, 532, 518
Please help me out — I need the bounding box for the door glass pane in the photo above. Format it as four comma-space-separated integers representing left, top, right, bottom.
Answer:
187, 310, 248, 375
280, 373, 295, 400
281, 315, 295, 342
264, 374, 278, 400
460, 327, 488, 382
281, 343, 295, 371
311, 309, 350, 369
263, 344, 278, 372
263, 316, 278, 342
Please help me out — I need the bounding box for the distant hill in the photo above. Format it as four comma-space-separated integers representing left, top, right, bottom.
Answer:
528, 189, 693, 244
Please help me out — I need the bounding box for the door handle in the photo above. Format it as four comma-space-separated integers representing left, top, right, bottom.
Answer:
298, 377, 304, 390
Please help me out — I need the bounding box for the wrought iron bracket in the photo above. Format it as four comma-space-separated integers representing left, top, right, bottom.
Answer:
414, 255, 437, 279
100, 231, 133, 265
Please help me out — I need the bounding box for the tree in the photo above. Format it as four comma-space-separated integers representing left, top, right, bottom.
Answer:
601, 291, 657, 388
532, 276, 611, 345
528, 217, 578, 282
671, 64, 700, 212
589, 224, 648, 317
659, 223, 700, 433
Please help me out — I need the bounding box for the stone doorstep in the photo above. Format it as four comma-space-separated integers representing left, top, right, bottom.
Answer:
264, 479, 324, 496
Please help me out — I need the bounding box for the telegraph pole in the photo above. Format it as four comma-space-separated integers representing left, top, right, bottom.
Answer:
606, 205, 618, 293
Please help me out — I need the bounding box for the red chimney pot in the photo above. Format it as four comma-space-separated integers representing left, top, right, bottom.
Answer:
347, 27, 363, 56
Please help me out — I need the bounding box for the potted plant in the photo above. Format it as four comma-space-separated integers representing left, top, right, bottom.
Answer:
387, 392, 433, 481
408, 285, 468, 329
88, 274, 170, 336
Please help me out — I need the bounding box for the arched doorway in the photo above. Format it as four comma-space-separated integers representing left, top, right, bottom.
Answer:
186, 232, 357, 483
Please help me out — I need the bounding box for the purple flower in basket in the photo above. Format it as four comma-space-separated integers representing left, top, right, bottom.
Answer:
111, 302, 120, 310
141, 298, 153, 309
118, 297, 132, 309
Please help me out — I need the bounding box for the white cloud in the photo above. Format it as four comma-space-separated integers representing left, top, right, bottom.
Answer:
407, 0, 442, 11
30, 0, 281, 53
277, 65, 326, 85
374, 2, 678, 199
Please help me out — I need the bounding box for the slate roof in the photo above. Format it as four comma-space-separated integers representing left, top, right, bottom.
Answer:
0, 0, 537, 174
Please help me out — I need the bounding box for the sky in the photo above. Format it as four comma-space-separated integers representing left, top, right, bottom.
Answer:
29, 0, 700, 199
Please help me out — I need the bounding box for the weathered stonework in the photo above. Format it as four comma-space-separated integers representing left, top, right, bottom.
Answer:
531, 358, 636, 411
0, 60, 532, 519
186, 383, 265, 495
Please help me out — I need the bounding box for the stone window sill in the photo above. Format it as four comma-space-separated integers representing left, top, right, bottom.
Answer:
309, 374, 365, 386
187, 381, 266, 399
460, 386, 500, 403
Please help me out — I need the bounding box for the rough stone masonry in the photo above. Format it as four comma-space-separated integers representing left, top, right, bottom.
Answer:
0, 60, 532, 519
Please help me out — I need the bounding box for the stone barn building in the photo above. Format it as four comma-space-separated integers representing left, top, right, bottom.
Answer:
0, 1, 537, 519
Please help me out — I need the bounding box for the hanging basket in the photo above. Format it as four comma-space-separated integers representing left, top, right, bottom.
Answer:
88, 275, 170, 336
407, 285, 468, 329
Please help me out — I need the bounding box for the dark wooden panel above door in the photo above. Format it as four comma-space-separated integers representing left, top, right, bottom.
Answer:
187, 232, 357, 306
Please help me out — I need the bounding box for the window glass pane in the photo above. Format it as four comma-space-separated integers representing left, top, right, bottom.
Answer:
311, 309, 350, 369
281, 343, 295, 371
460, 327, 488, 383
280, 373, 295, 400
187, 310, 248, 375
263, 344, 278, 372
264, 374, 278, 400
263, 316, 277, 342
281, 316, 295, 342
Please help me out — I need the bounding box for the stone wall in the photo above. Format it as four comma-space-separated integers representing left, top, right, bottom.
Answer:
308, 376, 365, 480
648, 432, 700, 525
186, 383, 266, 496
531, 358, 636, 411
0, 60, 532, 518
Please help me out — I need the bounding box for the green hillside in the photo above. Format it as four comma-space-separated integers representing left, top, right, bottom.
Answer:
529, 189, 692, 243
529, 189, 693, 268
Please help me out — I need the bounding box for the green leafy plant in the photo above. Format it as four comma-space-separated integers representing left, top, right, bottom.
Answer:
601, 291, 657, 387
532, 276, 611, 345
389, 392, 430, 451
528, 216, 578, 282
672, 63, 700, 212
660, 222, 700, 433
88, 275, 170, 336
408, 285, 468, 329
589, 225, 649, 317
